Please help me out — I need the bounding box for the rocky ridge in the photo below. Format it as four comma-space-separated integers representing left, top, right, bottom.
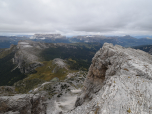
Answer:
12, 40, 52, 73
29, 71, 87, 113
12, 40, 79, 74
1, 42, 152, 114
65, 43, 152, 114
0, 71, 87, 114
0, 94, 46, 114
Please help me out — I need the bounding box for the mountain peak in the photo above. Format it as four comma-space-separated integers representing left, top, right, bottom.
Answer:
1, 42, 152, 113
69, 43, 152, 114
13, 40, 51, 73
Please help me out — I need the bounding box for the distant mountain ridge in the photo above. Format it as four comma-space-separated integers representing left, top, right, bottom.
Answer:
0, 36, 29, 48
1, 34, 152, 48
133, 44, 152, 55
0, 40, 102, 86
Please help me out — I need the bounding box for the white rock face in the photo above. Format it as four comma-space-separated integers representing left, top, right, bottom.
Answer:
18, 42, 30, 45
47, 93, 78, 114
66, 43, 152, 114
25, 71, 86, 114
13, 40, 52, 73
52, 58, 68, 68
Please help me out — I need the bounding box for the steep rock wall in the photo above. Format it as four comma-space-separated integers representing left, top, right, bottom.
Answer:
69, 43, 152, 114
13, 41, 50, 73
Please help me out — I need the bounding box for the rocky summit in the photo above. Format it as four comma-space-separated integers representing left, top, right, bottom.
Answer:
67, 43, 152, 114
1, 43, 152, 114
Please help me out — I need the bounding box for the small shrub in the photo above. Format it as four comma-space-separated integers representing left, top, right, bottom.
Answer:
123, 68, 129, 71
127, 108, 131, 113
94, 106, 99, 114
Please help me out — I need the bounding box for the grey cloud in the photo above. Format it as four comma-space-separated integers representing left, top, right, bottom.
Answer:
0, 0, 152, 35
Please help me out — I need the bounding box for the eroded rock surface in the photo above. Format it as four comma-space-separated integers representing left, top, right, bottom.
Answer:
67, 43, 152, 114
12, 41, 77, 74
0, 94, 46, 114
30, 71, 87, 114
13, 40, 51, 73
52, 58, 68, 69
0, 86, 16, 96
0, 71, 87, 114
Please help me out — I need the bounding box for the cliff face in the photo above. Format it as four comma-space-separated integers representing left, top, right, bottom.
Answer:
13, 40, 51, 73
68, 43, 152, 114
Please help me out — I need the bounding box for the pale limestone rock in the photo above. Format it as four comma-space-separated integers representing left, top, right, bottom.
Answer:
67, 43, 152, 114
13, 40, 51, 73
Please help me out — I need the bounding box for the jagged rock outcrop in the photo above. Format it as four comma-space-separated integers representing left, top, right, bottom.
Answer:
52, 58, 68, 73
30, 71, 87, 114
52, 58, 68, 69
67, 43, 152, 114
13, 40, 51, 73
0, 94, 46, 114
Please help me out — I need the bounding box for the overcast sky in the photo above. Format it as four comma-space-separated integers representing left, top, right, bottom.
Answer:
0, 0, 152, 36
